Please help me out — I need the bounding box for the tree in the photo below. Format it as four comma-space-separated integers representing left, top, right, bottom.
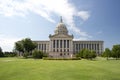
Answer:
76, 49, 96, 60
22, 38, 37, 53
76, 49, 85, 58
112, 44, 120, 60
103, 48, 111, 60
15, 38, 37, 58
15, 41, 24, 53
0, 47, 4, 57
83, 49, 90, 59
90, 50, 96, 59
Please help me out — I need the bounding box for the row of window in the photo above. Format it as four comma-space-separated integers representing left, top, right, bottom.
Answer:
38, 44, 46, 50
53, 49, 69, 52
60, 53, 69, 56
75, 44, 101, 50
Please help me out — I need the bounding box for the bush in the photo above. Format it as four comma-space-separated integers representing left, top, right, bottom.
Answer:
32, 50, 45, 59
4, 52, 17, 57
43, 57, 81, 60
0, 52, 4, 57
0, 47, 4, 57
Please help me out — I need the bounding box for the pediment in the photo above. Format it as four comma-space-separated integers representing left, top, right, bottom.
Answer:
49, 34, 73, 38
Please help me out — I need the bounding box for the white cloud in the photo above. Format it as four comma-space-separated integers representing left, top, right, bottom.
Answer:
0, 0, 91, 35
77, 11, 90, 21
0, 34, 22, 52
0, 0, 92, 51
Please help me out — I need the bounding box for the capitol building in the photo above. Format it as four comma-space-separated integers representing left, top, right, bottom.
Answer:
34, 18, 104, 58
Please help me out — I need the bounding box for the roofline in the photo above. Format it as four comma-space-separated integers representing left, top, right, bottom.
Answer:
73, 40, 104, 42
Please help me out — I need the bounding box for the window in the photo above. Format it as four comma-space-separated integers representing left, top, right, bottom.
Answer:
79, 44, 80, 50
67, 40, 69, 48
95, 44, 96, 50
60, 40, 62, 48
76, 44, 78, 50
53, 49, 55, 52
67, 53, 69, 55
60, 49, 62, 52
67, 49, 69, 52
97, 44, 99, 50
89, 44, 91, 50
81, 44, 83, 49
86, 44, 88, 49
42, 44, 43, 50
57, 40, 59, 48
57, 49, 58, 52
64, 40, 66, 48
92, 44, 94, 49
44, 44, 46, 50
53, 40, 55, 48
84, 44, 86, 48
39, 44, 41, 50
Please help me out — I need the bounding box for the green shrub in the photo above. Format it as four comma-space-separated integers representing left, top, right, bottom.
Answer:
0, 52, 4, 57
76, 49, 96, 60
0, 47, 4, 57
23, 52, 29, 58
4, 52, 17, 57
32, 50, 44, 59
43, 57, 81, 60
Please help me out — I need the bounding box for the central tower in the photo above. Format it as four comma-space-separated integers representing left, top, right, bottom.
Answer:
49, 17, 73, 58
54, 17, 68, 35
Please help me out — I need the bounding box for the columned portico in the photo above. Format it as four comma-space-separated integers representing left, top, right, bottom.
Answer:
49, 38, 73, 58
48, 17, 74, 58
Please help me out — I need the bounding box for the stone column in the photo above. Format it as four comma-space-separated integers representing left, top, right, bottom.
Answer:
37, 43, 39, 50
44, 44, 46, 52
65, 40, 67, 49
51, 40, 53, 52
71, 40, 73, 57
91, 43, 92, 50
55, 40, 57, 52
95, 44, 97, 51
43, 44, 44, 52
40, 44, 41, 50
77, 44, 79, 51
93, 44, 94, 51
68, 40, 70, 49
83, 43, 85, 49
87, 43, 89, 50
70, 40, 72, 51
62, 39, 64, 52
59, 40, 60, 52
101, 43, 103, 54
79, 43, 81, 50
49, 41, 51, 52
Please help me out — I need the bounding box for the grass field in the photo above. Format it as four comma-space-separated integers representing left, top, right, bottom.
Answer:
0, 57, 120, 80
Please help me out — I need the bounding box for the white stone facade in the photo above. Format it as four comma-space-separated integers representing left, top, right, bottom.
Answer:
34, 18, 104, 58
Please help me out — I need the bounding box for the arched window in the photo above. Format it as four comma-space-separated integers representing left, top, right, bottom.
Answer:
60, 53, 62, 56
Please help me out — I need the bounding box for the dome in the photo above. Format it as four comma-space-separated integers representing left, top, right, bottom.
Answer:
54, 17, 68, 35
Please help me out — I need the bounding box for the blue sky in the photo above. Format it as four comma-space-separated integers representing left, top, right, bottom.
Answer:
0, 0, 120, 51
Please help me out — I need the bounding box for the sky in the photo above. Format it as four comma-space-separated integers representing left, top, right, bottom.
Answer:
0, 0, 120, 52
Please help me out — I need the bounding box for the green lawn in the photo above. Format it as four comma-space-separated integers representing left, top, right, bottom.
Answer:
0, 57, 120, 80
